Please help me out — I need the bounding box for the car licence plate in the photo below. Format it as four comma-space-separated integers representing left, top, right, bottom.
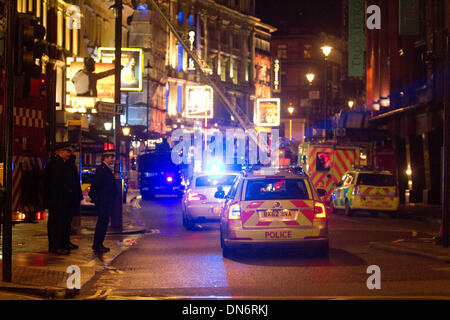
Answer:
258, 209, 294, 218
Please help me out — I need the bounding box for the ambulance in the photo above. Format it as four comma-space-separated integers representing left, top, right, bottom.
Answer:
298, 142, 362, 202
218, 167, 329, 257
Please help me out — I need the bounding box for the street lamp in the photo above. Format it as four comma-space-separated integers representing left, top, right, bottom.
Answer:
122, 126, 131, 136
306, 73, 315, 85
348, 100, 355, 109
321, 45, 332, 58
321, 45, 332, 140
104, 122, 113, 131
288, 103, 295, 141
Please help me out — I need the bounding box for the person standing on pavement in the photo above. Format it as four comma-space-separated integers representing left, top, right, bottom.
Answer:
44, 143, 73, 255
65, 145, 83, 251
90, 151, 117, 253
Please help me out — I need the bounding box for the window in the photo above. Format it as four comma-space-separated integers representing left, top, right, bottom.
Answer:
356, 174, 395, 186
188, 14, 194, 27
344, 173, 354, 185
277, 45, 287, 59
233, 34, 240, 49
178, 11, 184, 24
303, 44, 312, 58
244, 179, 310, 201
177, 42, 184, 72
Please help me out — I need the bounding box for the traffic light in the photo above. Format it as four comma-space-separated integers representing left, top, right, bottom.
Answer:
15, 14, 46, 78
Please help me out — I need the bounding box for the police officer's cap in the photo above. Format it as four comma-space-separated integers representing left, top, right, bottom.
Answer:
102, 150, 115, 157
55, 142, 75, 151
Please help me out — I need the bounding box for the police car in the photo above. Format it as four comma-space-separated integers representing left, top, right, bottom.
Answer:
330, 167, 399, 218
217, 167, 329, 257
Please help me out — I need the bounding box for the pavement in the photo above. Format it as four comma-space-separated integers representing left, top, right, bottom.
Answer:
370, 203, 450, 264
0, 189, 147, 299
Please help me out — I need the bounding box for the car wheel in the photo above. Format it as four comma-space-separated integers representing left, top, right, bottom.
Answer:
184, 214, 195, 230
344, 200, 353, 217
222, 244, 234, 258
221, 233, 234, 258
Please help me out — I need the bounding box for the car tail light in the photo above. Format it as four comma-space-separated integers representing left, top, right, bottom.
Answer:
188, 192, 206, 201
227, 202, 241, 220
314, 202, 327, 219
35, 211, 46, 220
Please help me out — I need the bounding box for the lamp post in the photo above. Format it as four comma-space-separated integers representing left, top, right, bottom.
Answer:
321, 45, 332, 141
145, 59, 152, 134
305, 73, 315, 141
288, 104, 295, 141
112, 0, 123, 230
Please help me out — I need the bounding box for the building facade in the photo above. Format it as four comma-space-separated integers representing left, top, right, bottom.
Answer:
270, 29, 347, 143
161, 0, 276, 135
365, 0, 449, 205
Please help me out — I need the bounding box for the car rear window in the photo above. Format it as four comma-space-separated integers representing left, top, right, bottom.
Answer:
195, 175, 237, 187
357, 173, 395, 186
244, 179, 309, 200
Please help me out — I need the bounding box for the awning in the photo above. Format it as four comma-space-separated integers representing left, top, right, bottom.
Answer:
369, 103, 430, 121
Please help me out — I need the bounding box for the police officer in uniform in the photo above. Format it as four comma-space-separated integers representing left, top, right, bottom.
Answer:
45, 143, 73, 255
90, 150, 117, 253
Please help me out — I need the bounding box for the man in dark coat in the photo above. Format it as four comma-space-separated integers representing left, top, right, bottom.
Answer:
90, 151, 117, 253
45, 143, 73, 255
65, 145, 83, 250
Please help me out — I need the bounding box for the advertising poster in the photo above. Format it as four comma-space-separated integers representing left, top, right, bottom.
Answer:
185, 85, 214, 119
98, 47, 143, 91
66, 57, 116, 113
256, 98, 280, 127
254, 52, 272, 98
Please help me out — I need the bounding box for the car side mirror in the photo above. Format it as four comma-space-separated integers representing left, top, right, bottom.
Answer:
317, 189, 327, 197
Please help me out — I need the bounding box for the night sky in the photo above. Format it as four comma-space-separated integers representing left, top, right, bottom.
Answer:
255, 0, 343, 37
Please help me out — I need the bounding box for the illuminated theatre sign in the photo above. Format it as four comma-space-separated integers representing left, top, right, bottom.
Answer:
98, 47, 144, 91
185, 85, 214, 119
255, 98, 280, 127
66, 57, 116, 113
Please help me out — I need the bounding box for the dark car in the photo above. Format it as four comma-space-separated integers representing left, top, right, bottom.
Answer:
138, 151, 185, 200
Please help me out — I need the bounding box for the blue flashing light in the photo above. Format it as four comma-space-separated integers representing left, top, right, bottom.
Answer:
205, 161, 225, 173
136, 4, 148, 10
178, 11, 184, 24
166, 176, 174, 183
